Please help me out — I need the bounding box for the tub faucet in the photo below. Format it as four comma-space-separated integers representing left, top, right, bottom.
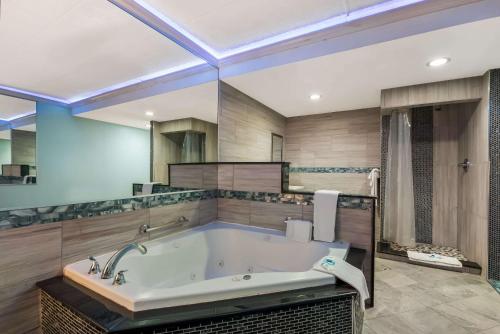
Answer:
101, 242, 147, 279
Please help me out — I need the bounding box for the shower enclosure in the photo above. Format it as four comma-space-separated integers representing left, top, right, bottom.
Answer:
151, 118, 217, 184
380, 101, 489, 271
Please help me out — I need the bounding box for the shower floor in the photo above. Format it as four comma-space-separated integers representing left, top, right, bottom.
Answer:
377, 241, 482, 275
387, 241, 467, 261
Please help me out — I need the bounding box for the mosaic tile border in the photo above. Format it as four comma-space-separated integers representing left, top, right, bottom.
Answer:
489, 69, 500, 281
0, 189, 217, 231
380, 115, 390, 240
217, 190, 374, 210
411, 107, 434, 244
290, 167, 378, 174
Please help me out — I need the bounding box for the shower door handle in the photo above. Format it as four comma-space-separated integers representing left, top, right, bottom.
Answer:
458, 158, 471, 171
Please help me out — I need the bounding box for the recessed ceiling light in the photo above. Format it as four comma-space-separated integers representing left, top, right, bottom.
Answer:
145, 111, 154, 117
310, 94, 321, 101
427, 57, 450, 67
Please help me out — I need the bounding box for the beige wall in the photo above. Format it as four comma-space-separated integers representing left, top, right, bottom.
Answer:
285, 108, 380, 194
218, 82, 286, 162
0, 199, 217, 333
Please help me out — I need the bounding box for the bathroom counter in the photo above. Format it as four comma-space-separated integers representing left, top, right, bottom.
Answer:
38, 248, 366, 333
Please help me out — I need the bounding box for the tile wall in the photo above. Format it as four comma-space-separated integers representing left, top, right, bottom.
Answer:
285, 108, 381, 195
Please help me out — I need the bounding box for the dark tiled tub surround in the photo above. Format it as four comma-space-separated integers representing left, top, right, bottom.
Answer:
0, 189, 217, 230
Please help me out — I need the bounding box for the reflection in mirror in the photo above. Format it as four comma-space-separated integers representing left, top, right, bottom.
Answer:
271, 133, 284, 162
219, 66, 379, 196
0, 95, 37, 185
78, 79, 218, 196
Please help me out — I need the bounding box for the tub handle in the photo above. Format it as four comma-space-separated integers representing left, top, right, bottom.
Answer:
88, 256, 101, 275
113, 270, 128, 286
139, 216, 189, 234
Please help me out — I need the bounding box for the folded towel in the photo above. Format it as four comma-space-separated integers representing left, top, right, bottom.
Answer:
313, 190, 340, 242
141, 183, 158, 195
407, 251, 462, 268
285, 220, 312, 243
313, 256, 370, 311
368, 168, 380, 197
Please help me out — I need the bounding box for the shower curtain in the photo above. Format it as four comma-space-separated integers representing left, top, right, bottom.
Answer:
181, 131, 205, 163
384, 111, 416, 247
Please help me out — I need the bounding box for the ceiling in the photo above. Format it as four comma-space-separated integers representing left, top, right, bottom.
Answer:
0, 0, 498, 126
0, 95, 36, 121
224, 16, 500, 117
0, 124, 36, 140
142, 0, 388, 52
0, 0, 201, 101
78, 81, 218, 129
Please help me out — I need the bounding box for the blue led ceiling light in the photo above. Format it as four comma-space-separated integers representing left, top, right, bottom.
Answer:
0, 110, 36, 122
1, 0, 424, 109
135, 0, 425, 59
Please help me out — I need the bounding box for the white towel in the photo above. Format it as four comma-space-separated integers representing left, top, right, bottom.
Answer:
368, 168, 380, 197
313, 256, 370, 311
285, 220, 312, 243
407, 251, 462, 268
141, 183, 157, 195
313, 190, 340, 242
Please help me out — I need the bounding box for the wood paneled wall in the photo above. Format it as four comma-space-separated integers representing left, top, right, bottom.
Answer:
285, 108, 380, 194
169, 164, 218, 189
0, 199, 216, 333
456, 74, 490, 275
381, 76, 483, 110
432, 105, 459, 248
218, 163, 283, 193
0, 224, 61, 334
431, 80, 489, 275
219, 82, 286, 162
11, 129, 36, 166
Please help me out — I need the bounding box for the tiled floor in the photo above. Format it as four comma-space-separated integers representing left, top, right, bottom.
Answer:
364, 258, 500, 334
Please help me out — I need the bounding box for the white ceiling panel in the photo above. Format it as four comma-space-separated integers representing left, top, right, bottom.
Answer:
78, 81, 218, 129
143, 0, 357, 51
0, 95, 36, 121
0, 130, 10, 140
224, 16, 500, 117
348, 0, 392, 12
0, 0, 202, 101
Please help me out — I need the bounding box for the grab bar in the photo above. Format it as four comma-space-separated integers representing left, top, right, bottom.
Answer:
139, 216, 189, 234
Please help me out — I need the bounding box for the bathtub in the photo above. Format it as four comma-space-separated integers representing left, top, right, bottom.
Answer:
63, 222, 350, 312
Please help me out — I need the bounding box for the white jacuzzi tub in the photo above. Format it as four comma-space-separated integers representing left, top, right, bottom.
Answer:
64, 222, 350, 312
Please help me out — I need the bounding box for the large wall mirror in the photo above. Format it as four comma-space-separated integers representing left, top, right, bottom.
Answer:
0, 95, 37, 185
78, 73, 219, 197
218, 64, 380, 196
0, 0, 219, 210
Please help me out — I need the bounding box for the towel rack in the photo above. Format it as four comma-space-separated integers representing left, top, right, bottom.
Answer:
139, 216, 189, 234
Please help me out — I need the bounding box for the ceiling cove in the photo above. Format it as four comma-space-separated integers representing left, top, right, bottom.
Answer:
0, 0, 499, 123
